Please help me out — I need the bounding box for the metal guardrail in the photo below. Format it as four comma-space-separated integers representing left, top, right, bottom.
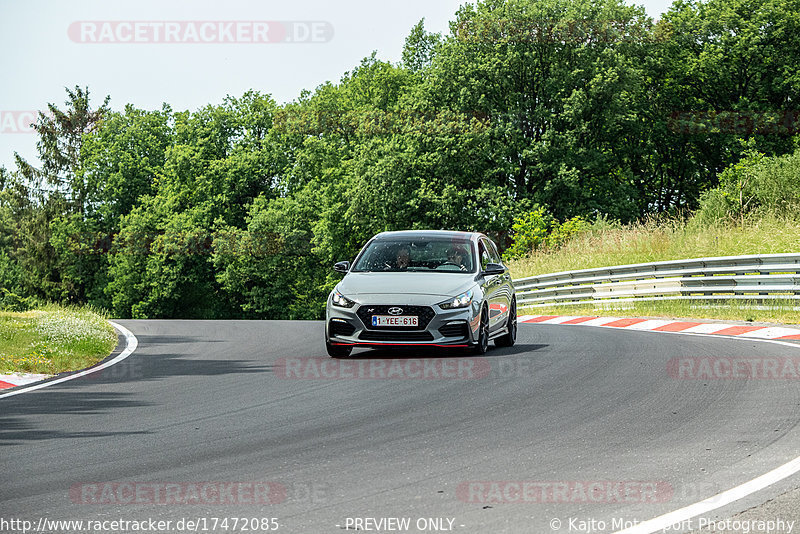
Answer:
513, 253, 800, 307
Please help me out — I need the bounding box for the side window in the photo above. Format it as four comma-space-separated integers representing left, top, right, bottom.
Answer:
487, 240, 502, 264
479, 240, 492, 270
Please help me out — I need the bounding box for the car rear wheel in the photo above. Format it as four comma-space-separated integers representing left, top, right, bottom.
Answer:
494, 297, 517, 348
326, 340, 353, 358
473, 307, 489, 355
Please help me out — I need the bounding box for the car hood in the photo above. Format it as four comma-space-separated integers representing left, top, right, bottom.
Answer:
338, 272, 475, 298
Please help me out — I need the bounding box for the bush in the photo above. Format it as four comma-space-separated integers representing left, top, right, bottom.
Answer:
0, 288, 36, 312
503, 208, 555, 260
547, 216, 591, 249
695, 187, 736, 226
696, 145, 800, 225
503, 207, 590, 260
750, 149, 800, 216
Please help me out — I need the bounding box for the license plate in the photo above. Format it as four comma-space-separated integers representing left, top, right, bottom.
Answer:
372, 315, 418, 327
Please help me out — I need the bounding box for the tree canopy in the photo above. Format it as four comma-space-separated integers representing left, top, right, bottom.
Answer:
2, 0, 798, 318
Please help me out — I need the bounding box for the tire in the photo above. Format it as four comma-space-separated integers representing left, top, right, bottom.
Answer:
494, 297, 517, 348
326, 340, 353, 358
473, 307, 489, 355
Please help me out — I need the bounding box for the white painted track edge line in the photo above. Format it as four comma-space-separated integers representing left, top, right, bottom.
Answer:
519, 316, 800, 534
0, 321, 138, 400
613, 455, 800, 534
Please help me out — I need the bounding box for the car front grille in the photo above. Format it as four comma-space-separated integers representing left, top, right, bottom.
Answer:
439, 322, 469, 338
359, 330, 435, 342
356, 305, 436, 331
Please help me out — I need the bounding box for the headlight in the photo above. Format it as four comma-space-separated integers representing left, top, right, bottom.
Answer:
331, 289, 356, 308
439, 289, 473, 309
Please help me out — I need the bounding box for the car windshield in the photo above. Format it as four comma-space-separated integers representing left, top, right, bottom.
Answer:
352, 238, 476, 273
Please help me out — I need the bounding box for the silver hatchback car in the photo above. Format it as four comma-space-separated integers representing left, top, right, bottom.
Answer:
325, 230, 516, 358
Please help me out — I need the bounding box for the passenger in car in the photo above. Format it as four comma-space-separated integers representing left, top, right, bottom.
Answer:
396, 247, 410, 270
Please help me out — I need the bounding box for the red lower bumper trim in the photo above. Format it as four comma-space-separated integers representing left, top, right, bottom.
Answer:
331, 342, 470, 348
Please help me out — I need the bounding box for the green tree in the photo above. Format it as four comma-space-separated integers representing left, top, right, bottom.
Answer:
417, 0, 654, 221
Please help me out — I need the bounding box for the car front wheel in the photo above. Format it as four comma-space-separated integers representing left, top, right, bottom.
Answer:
495, 298, 517, 348
473, 307, 489, 355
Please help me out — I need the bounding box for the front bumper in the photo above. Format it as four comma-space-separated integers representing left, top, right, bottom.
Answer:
326, 299, 480, 348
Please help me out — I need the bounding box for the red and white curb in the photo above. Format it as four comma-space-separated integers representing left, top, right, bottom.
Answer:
518, 314, 800, 341
0, 372, 51, 390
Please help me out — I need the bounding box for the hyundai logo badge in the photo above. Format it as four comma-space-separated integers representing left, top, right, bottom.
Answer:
388, 307, 404, 315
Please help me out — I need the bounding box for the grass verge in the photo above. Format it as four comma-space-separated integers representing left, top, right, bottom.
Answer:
507, 216, 800, 278
508, 216, 800, 326
0, 304, 118, 375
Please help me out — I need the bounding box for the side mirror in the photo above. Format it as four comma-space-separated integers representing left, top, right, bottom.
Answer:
482, 263, 505, 276
333, 261, 350, 274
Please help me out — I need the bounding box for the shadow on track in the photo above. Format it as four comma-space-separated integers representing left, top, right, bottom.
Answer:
62, 353, 270, 385
0, 391, 152, 444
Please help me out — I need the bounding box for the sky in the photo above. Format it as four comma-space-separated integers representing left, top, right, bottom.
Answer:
0, 0, 672, 170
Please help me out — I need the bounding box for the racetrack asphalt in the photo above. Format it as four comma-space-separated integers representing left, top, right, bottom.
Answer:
2, 320, 800, 533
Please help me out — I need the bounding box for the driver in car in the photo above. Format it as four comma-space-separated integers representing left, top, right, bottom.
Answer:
447, 245, 469, 271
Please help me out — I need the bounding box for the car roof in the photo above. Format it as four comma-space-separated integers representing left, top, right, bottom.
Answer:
372, 230, 485, 241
